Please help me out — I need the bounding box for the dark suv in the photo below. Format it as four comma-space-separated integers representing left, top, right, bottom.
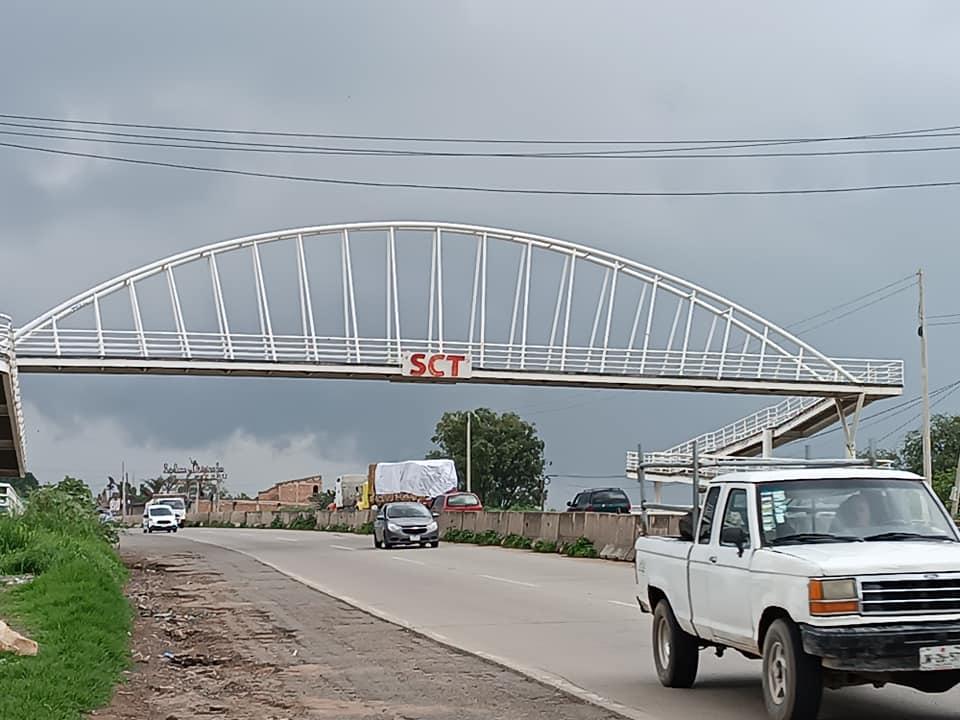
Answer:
566, 488, 631, 513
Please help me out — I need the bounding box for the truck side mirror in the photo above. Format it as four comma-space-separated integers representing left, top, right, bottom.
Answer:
432, 512, 440, 518
720, 526, 747, 556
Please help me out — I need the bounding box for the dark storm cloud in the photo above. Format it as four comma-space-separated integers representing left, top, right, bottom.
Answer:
4, 1, 960, 496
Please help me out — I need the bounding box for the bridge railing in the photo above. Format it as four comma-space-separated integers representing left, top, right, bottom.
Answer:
15, 328, 904, 387
624, 395, 829, 472
0, 314, 26, 473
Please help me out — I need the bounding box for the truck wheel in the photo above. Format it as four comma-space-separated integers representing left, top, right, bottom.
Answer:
374, 537, 382, 549
652, 599, 699, 688
762, 619, 822, 720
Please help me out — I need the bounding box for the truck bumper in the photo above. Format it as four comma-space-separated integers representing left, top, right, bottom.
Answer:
800, 621, 960, 672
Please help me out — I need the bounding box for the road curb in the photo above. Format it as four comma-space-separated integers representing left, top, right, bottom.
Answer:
182, 532, 657, 720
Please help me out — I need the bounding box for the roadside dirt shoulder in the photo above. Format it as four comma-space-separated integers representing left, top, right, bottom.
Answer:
93, 536, 621, 720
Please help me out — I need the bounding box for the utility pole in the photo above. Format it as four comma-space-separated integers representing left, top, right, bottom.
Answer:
951, 449, 960, 519
918, 269, 933, 485
120, 460, 126, 523
465, 410, 472, 493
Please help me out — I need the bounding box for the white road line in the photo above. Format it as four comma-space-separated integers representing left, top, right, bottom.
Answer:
330, 545, 355, 551
608, 600, 636, 608
274, 537, 300, 543
478, 574, 538, 588
391, 556, 426, 566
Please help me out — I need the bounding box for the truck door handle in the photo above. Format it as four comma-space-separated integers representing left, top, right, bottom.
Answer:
709, 556, 718, 564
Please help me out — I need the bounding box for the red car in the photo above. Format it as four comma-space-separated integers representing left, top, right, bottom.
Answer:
431, 491, 483, 513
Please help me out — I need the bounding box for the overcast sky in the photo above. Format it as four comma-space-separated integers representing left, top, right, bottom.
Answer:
4, 1, 960, 504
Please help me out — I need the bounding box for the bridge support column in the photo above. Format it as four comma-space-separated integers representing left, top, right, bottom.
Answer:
835, 395, 865, 459
761, 428, 774, 458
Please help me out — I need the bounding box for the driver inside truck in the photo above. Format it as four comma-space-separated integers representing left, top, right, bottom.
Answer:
831, 492, 874, 532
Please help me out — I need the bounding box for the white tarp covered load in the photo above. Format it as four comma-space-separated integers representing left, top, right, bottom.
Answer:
374, 459, 458, 499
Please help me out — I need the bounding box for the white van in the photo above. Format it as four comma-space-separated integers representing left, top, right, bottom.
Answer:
150, 496, 187, 527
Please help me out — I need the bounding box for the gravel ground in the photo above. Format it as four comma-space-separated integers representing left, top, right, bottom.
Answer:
92, 535, 622, 720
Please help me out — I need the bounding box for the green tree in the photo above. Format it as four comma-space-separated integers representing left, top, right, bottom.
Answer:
56, 476, 94, 508
9, 472, 38, 497
427, 408, 546, 510
888, 415, 960, 505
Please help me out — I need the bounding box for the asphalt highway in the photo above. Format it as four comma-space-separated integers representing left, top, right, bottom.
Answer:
162, 528, 960, 720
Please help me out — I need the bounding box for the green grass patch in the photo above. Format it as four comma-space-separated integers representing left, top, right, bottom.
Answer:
474, 529, 502, 546
0, 480, 130, 719
500, 533, 533, 549
532, 539, 558, 553
563, 536, 599, 558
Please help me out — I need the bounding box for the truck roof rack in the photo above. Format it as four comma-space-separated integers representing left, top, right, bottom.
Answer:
628, 441, 893, 535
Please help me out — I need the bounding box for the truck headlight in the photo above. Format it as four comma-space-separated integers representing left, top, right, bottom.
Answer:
809, 578, 859, 615
387, 522, 401, 533
427, 521, 438, 532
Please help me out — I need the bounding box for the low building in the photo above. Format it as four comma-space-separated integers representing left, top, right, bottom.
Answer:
257, 475, 322, 506
0, 482, 23, 515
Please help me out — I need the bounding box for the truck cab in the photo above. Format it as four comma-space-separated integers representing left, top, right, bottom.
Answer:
634, 463, 960, 720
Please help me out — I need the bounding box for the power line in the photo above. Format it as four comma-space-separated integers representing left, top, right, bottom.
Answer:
790, 282, 916, 334
5, 111, 960, 146
877, 383, 960, 444
787, 274, 916, 331
801, 380, 960, 442
7, 140, 960, 197
10, 124, 960, 160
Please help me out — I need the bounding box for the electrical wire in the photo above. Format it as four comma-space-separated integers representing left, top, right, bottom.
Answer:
876, 383, 960, 444
10, 124, 960, 160
787, 274, 916, 331
5, 111, 960, 146
789, 281, 916, 334
7, 140, 960, 197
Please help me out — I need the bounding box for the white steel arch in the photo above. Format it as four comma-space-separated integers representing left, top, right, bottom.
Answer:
12, 222, 903, 396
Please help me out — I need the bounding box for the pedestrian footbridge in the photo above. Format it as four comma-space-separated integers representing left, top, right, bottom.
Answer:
1, 222, 903, 478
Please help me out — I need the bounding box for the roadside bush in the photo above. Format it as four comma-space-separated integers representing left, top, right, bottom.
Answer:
442, 528, 476, 543
0, 481, 129, 719
474, 529, 502, 546
501, 533, 532, 549
532, 539, 557, 553
356, 521, 374, 535
287, 514, 316, 531
270, 514, 285, 529
564, 536, 598, 558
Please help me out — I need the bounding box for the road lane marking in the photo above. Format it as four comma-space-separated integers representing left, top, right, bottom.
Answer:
274, 537, 299, 543
391, 556, 426, 566
330, 545, 355, 551
479, 574, 538, 588
178, 534, 658, 720
608, 600, 636, 608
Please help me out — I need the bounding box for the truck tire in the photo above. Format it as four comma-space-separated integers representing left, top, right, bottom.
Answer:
652, 599, 699, 688
762, 619, 822, 720
374, 537, 382, 549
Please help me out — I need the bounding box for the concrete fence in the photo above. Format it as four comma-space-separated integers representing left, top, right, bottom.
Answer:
185, 508, 682, 562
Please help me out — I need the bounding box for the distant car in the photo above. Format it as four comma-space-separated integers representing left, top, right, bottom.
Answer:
374, 502, 440, 549
430, 491, 483, 513
98, 509, 116, 524
566, 488, 631, 514
142, 504, 178, 533
152, 497, 187, 526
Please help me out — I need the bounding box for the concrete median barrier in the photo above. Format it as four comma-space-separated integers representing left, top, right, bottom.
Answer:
185, 507, 677, 562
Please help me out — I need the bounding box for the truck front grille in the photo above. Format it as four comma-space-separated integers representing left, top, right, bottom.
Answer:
861, 577, 960, 615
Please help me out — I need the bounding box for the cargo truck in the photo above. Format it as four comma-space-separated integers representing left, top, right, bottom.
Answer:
334, 474, 368, 510
356, 459, 457, 510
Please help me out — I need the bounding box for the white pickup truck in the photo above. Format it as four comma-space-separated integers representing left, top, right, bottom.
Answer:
634, 466, 960, 720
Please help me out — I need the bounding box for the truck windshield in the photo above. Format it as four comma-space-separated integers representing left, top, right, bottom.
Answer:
758, 478, 957, 545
